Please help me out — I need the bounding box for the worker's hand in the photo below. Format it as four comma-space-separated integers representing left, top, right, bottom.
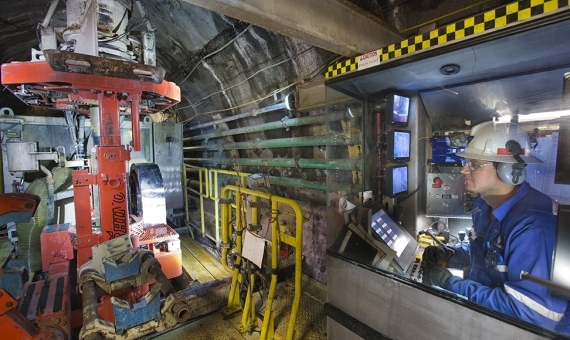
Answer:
422, 263, 453, 288
422, 246, 454, 265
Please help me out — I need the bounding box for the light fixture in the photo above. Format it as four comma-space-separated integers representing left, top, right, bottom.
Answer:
440, 64, 460, 75
496, 110, 570, 123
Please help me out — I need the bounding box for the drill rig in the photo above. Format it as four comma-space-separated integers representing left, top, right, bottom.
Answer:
0, 1, 224, 338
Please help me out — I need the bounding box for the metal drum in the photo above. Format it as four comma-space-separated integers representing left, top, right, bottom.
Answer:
129, 163, 167, 229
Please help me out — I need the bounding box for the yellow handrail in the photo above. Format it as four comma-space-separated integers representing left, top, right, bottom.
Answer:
209, 169, 250, 242
220, 185, 303, 340
182, 163, 209, 235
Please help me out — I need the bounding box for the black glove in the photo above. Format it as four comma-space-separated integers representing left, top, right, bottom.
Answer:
422, 246, 454, 265
422, 263, 453, 288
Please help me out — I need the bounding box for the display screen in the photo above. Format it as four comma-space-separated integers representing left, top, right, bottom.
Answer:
431, 136, 466, 165
385, 165, 408, 197
370, 209, 410, 257
388, 129, 411, 162
389, 94, 410, 127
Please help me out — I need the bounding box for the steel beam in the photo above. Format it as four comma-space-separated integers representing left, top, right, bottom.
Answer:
180, 0, 402, 57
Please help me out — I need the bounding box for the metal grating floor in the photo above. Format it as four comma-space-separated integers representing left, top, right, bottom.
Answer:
148, 275, 327, 340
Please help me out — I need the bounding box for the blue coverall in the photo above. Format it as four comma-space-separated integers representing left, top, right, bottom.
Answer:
444, 181, 568, 332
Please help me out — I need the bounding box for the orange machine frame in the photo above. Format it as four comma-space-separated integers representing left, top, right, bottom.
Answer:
1, 60, 181, 269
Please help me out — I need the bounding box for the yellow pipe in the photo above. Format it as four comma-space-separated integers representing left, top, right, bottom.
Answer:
220, 186, 241, 313
199, 168, 205, 234
214, 170, 220, 242
240, 271, 256, 331
240, 270, 252, 328
260, 199, 279, 340
212, 170, 220, 242
235, 189, 242, 250
251, 195, 258, 227
184, 164, 209, 198
250, 272, 256, 328
220, 186, 231, 272
226, 188, 247, 312
220, 185, 272, 203
210, 169, 250, 242
277, 196, 303, 340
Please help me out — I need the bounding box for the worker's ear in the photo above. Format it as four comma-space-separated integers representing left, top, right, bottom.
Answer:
497, 162, 526, 185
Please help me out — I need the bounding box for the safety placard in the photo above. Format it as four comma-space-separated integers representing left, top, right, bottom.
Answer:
358, 50, 380, 70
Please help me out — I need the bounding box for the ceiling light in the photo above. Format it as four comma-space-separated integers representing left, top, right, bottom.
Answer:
440, 64, 460, 75
496, 110, 570, 123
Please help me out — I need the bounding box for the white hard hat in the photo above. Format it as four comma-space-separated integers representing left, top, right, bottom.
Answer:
456, 121, 542, 164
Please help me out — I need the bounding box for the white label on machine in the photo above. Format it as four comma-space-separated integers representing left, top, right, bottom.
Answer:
358, 50, 380, 70
242, 229, 266, 268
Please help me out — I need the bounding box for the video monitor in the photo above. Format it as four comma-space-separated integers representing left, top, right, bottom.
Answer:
431, 136, 466, 166
385, 165, 408, 198
387, 129, 411, 162
387, 93, 410, 127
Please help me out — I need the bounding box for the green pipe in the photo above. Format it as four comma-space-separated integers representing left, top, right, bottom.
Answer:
208, 171, 360, 194
184, 157, 362, 171
184, 110, 359, 142
268, 176, 362, 195
184, 135, 361, 151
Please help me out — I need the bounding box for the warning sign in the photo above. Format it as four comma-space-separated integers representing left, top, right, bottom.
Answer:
358, 50, 380, 70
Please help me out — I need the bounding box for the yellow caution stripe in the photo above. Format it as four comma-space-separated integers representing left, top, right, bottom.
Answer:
325, 0, 569, 78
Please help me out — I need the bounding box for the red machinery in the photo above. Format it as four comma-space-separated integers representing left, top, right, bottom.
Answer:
0, 0, 224, 337
1, 39, 182, 340
2, 51, 180, 260
0, 193, 41, 226
0, 193, 69, 340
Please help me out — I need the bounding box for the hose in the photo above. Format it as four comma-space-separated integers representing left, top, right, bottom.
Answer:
40, 165, 54, 225
16, 167, 72, 273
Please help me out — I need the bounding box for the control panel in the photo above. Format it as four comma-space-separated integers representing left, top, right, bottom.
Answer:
425, 172, 475, 217
407, 256, 423, 282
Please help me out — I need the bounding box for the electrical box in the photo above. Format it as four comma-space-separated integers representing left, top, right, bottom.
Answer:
425, 172, 475, 217
6, 142, 38, 171
6, 141, 59, 172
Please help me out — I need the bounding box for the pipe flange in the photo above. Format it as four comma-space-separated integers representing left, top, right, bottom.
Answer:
172, 301, 192, 323
294, 155, 301, 169
254, 138, 263, 150
281, 116, 290, 131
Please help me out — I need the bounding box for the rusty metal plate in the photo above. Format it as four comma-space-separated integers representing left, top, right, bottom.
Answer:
138, 224, 179, 245
44, 49, 165, 84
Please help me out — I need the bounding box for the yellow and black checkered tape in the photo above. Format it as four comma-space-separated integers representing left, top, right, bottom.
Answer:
325, 0, 569, 78
326, 57, 358, 78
